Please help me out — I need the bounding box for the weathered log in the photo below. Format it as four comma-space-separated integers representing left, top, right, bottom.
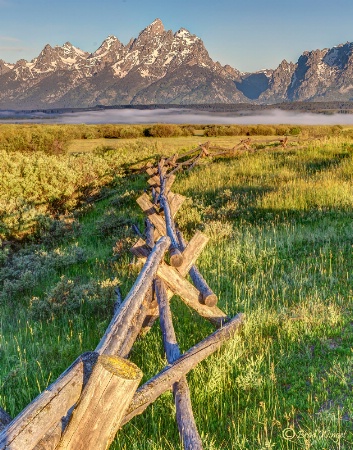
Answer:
28, 291, 155, 449
280, 136, 288, 148
155, 279, 203, 450
148, 171, 176, 193
124, 267, 158, 335
156, 262, 227, 327
159, 157, 167, 169
33, 423, 63, 450
165, 153, 178, 168
131, 223, 144, 239
140, 305, 159, 335
240, 138, 252, 149
158, 168, 183, 267
131, 238, 227, 327
168, 154, 200, 176
174, 378, 203, 449
200, 142, 210, 157
146, 167, 158, 176
147, 175, 160, 188
113, 285, 123, 315
121, 313, 244, 426
95, 236, 170, 355
136, 193, 166, 236
188, 269, 217, 307
165, 173, 176, 193
136, 193, 185, 240
145, 218, 155, 249
131, 238, 151, 259
58, 356, 142, 450
168, 246, 183, 268
156, 279, 180, 362
0, 352, 98, 450
117, 290, 154, 357
174, 146, 202, 160
161, 230, 208, 282
176, 230, 209, 276
187, 150, 205, 171
151, 187, 158, 204
177, 230, 218, 307
0, 409, 11, 433
167, 192, 186, 218
138, 224, 160, 334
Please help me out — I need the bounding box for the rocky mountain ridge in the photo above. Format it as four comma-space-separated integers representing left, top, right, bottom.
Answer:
1, 19, 353, 108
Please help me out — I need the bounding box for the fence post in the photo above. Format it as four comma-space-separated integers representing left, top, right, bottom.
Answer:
58, 356, 142, 450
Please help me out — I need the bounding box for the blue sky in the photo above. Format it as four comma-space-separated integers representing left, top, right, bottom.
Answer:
0, 0, 352, 72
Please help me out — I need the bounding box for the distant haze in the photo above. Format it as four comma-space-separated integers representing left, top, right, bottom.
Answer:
2, 109, 353, 125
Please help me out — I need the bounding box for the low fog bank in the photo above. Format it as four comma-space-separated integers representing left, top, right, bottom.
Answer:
2, 108, 353, 125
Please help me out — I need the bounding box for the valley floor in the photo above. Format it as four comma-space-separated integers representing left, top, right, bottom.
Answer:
0, 125, 352, 449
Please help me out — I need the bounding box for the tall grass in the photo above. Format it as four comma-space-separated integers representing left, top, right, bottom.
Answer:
0, 127, 352, 449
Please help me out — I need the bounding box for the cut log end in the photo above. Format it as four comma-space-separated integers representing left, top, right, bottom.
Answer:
169, 247, 184, 268
58, 354, 143, 450
99, 355, 142, 380
202, 293, 218, 307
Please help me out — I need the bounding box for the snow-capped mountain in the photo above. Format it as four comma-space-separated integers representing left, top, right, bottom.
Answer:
0, 19, 246, 108
1, 19, 353, 108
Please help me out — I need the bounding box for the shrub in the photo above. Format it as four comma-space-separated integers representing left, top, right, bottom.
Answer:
118, 126, 144, 139
34, 216, 81, 246
145, 124, 183, 138
0, 147, 125, 239
289, 126, 301, 136
0, 244, 86, 303
29, 275, 119, 319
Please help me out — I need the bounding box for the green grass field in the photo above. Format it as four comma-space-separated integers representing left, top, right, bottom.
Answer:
0, 125, 352, 449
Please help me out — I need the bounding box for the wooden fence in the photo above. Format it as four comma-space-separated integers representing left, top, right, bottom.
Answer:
0, 143, 250, 450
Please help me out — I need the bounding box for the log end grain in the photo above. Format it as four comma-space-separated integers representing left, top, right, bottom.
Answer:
202, 293, 218, 307
58, 355, 143, 450
169, 247, 184, 268
99, 355, 142, 381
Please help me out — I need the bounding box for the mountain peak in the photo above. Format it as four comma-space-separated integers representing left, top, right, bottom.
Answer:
89, 34, 124, 63
174, 28, 192, 37
140, 18, 165, 36
105, 35, 119, 42
173, 27, 200, 47
38, 44, 54, 57
63, 41, 74, 49
2, 23, 353, 108
97, 35, 122, 50
60, 42, 88, 58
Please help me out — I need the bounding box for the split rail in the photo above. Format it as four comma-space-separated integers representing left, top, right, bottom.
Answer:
0, 143, 246, 450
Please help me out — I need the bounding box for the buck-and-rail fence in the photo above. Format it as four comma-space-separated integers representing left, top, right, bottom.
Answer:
0, 137, 293, 449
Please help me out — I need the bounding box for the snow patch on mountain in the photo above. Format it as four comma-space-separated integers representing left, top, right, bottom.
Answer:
323, 48, 339, 66
1, 19, 353, 108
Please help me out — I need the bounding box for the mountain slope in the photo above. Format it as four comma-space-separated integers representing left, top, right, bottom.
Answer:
1, 20, 353, 108
261, 43, 353, 103
0, 19, 246, 109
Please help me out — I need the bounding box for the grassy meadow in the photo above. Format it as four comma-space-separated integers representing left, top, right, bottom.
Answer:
0, 123, 352, 449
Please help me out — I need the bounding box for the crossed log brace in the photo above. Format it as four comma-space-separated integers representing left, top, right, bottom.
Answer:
0, 154, 244, 450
